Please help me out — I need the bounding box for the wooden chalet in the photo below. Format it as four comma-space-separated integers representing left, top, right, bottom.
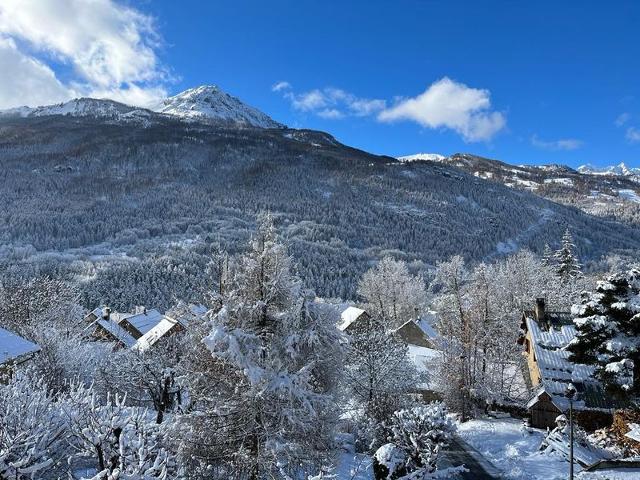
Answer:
519, 298, 620, 430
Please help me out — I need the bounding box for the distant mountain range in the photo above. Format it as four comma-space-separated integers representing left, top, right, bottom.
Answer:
398, 153, 640, 225
577, 162, 640, 177
0, 85, 284, 129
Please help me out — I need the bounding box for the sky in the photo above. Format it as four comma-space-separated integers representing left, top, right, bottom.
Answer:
0, 0, 638, 169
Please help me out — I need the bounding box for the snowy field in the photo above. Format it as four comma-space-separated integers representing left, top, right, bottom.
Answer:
458, 417, 640, 480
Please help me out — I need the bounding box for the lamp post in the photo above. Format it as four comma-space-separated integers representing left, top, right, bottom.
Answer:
565, 383, 577, 480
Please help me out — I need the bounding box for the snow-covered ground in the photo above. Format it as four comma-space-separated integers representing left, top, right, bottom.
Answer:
458, 417, 640, 480
335, 453, 373, 479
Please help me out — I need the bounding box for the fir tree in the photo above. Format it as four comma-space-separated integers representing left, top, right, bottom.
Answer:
542, 243, 555, 267
568, 268, 640, 396
554, 229, 582, 281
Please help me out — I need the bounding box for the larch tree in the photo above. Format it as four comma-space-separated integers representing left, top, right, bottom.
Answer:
357, 256, 427, 329
568, 268, 640, 396
176, 214, 343, 479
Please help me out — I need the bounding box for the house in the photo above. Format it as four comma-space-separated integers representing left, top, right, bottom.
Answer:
519, 298, 620, 430
393, 314, 439, 349
336, 306, 372, 334
133, 317, 184, 352
87, 305, 186, 350
0, 326, 40, 380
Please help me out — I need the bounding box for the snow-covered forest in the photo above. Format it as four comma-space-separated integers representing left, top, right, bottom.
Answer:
4, 204, 636, 479
0, 116, 639, 309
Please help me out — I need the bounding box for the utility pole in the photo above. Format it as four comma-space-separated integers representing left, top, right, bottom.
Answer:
565, 383, 576, 480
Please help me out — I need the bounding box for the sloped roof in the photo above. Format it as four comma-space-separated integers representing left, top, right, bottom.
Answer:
121, 309, 163, 336
525, 315, 618, 411
337, 306, 367, 331
95, 319, 137, 348
395, 319, 434, 348
0, 327, 40, 364
133, 318, 180, 352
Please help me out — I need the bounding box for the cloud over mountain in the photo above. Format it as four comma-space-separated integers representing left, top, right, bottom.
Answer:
0, 0, 168, 109
378, 77, 506, 142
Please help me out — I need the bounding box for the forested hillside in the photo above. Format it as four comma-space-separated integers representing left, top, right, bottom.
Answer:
1, 114, 639, 307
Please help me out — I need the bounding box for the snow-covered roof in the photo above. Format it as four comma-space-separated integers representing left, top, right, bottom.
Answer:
0, 327, 40, 365
526, 317, 594, 384
337, 306, 367, 331
525, 316, 617, 411
133, 318, 180, 352
121, 309, 163, 336
95, 319, 137, 348
416, 316, 439, 339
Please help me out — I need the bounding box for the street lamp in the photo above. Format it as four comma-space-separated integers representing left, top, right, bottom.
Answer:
565, 383, 577, 480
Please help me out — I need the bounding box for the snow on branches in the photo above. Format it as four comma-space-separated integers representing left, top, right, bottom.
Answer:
568, 268, 640, 395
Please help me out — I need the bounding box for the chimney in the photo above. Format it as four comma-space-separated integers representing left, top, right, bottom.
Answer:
102, 306, 111, 320
534, 298, 546, 323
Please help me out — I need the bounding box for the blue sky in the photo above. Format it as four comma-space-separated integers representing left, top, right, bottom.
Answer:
0, 1, 639, 168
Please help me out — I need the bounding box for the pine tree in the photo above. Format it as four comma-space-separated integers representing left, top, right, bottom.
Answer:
568, 268, 640, 396
542, 243, 555, 267
554, 229, 582, 281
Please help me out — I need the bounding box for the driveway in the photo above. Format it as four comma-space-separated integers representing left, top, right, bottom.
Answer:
440, 436, 502, 479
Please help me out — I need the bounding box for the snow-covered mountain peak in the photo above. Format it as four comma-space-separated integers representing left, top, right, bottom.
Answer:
577, 162, 640, 177
1, 97, 147, 119
153, 85, 285, 128
397, 153, 447, 163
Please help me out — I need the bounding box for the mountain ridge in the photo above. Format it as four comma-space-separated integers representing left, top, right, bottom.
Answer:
0, 85, 284, 129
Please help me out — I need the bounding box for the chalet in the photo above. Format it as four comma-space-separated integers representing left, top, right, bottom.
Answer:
87, 305, 187, 350
133, 317, 184, 352
336, 306, 372, 334
519, 298, 619, 430
0, 326, 40, 380
393, 314, 439, 349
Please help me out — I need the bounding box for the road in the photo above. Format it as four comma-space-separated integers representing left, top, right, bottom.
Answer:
440, 436, 502, 479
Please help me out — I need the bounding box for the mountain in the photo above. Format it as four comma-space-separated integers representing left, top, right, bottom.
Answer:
0, 98, 153, 123
397, 153, 446, 163
398, 153, 640, 225
577, 162, 640, 178
0, 85, 284, 129
153, 85, 284, 128
1, 111, 640, 310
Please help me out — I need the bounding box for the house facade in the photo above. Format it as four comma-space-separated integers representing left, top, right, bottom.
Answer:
519, 298, 618, 430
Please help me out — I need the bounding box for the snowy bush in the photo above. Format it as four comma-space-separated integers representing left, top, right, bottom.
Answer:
66, 383, 176, 479
373, 403, 461, 480
0, 374, 68, 479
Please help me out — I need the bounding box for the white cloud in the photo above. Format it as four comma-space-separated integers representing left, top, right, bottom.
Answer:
615, 112, 631, 127
271, 81, 291, 92
626, 127, 640, 143
0, 0, 168, 108
0, 37, 75, 108
317, 108, 344, 119
531, 134, 583, 151
378, 77, 506, 142
277, 85, 386, 119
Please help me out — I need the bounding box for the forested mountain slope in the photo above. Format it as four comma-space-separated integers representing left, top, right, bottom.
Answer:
0, 113, 639, 304
402, 153, 640, 226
